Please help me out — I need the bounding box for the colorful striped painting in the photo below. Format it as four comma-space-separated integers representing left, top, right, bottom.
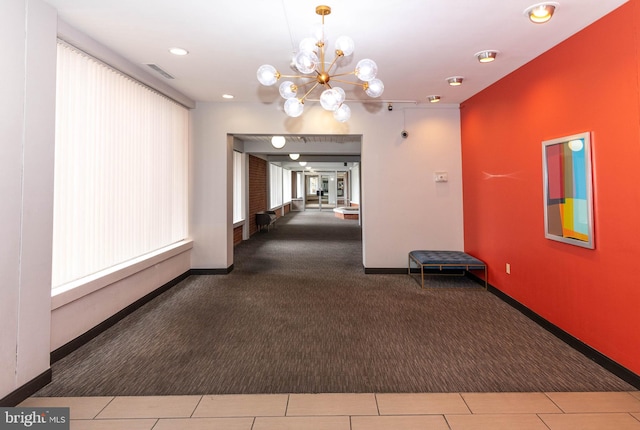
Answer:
543, 133, 594, 249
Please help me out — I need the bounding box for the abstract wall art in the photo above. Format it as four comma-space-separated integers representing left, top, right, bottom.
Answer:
542, 132, 594, 249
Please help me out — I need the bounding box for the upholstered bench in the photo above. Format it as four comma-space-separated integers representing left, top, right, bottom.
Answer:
408, 250, 487, 289
255, 211, 277, 231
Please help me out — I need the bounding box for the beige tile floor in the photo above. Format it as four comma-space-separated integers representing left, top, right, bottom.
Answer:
20, 391, 640, 430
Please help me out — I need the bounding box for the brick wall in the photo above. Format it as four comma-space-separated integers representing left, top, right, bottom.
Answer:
248, 155, 267, 236
233, 225, 243, 245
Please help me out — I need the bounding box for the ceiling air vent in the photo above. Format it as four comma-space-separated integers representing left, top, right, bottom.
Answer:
145, 64, 174, 79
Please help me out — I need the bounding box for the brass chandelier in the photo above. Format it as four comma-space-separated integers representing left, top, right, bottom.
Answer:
256, 5, 384, 122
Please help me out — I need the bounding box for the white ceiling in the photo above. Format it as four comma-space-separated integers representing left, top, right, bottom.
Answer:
42, 0, 627, 170
43, 0, 628, 106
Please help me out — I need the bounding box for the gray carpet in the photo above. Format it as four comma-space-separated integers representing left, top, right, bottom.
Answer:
37, 211, 634, 396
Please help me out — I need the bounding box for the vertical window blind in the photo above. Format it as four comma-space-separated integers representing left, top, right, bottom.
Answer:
269, 163, 283, 209
233, 151, 244, 223
283, 169, 292, 204
296, 172, 304, 198
52, 42, 189, 288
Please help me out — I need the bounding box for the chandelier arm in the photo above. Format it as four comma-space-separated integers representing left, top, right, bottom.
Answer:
328, 78, 366, 87
320, 42, 326, 74
324, 55, 342, 75
330, 71, 357, 78
299, 81, 322, 102
278, 74, 316, 80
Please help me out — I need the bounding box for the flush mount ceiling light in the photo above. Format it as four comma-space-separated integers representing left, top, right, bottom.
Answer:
271, 136, 286, 149
168, 47, 189, 56
289, 153, 300, 160
475, 50, 499, 63
299, 161, 308, 166
524, 2, 559, 24
428, 95, 441, 103
222, 94, 234, 99
257, 5, 384, 123
446, 76, 464, 86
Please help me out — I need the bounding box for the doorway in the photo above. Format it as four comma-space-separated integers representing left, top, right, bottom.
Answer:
305, 172, 337, 211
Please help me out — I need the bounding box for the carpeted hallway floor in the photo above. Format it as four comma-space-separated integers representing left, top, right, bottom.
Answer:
36, 211, 635, 396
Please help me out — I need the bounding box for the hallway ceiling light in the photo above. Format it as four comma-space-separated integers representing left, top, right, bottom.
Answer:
447, 76, 464, 86
524, 2, 558, 24
289, 153, 300, 160
271, 136, 286, 149
476, 50, 498, 63
299, 161, 307, 166
168, 47, 189, 56
428, 95, 441, 103
257, 5, 384, 123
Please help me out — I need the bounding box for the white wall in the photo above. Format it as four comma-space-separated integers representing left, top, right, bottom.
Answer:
0, 0, 57, 398
50, 248, 192, 350
191, 102, 464, 270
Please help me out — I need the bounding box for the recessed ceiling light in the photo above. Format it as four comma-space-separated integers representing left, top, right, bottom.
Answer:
168, 47, 189, 56
222, 94, 234, 99
524, 2, 558, 24
475, 50, 499, 63
446, 76, 464, 86
428, 95, 441, 103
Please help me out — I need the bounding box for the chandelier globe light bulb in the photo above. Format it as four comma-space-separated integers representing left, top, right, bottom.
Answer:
355, 59, 378, 81
334, 36, 355, 56
257, 65, 278, 86
284, 98, 304, 117
279, 81, 297, 99
365, 78, 384, 98
293, 51, 319, 74
333, 103, 351, 122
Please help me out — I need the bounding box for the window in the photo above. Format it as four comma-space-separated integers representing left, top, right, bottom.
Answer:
283, 168, 292, 204
269, 163, 283, 209
296, 172, 304, 198
233, 151, 244, 223
52, 41, 189, 289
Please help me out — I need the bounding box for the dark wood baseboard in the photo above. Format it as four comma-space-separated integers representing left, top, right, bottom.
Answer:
50, 267, 233, 364
51, 270, 191, 363
367, 270, 640, 389
468, 273, 640, 390
0, 369, 51, 407
190, 265, 233, 275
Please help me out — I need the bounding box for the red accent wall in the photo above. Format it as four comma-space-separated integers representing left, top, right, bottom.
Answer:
461, 1, 640, 375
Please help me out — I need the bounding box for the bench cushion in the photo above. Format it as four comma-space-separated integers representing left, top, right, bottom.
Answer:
409, 250, 485, 270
